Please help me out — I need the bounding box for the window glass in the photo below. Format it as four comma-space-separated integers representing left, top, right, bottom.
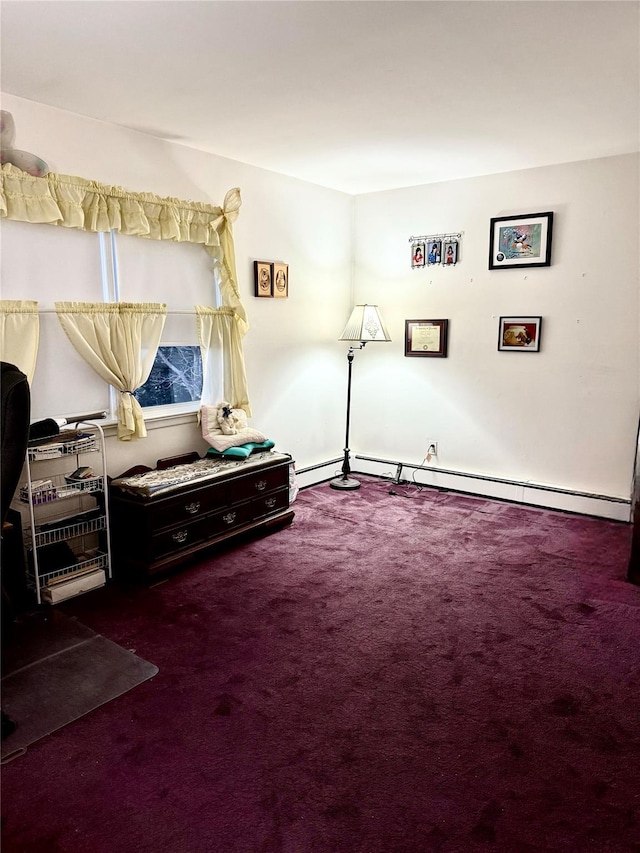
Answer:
134, 345, 203, 408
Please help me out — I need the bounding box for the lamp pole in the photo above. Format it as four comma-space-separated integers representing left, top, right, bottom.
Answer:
330, 342, 365, 491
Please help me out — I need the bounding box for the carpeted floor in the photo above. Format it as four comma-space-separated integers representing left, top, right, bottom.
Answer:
1, 476, 639, 852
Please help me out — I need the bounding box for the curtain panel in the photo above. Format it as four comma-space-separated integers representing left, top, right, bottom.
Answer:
55, 302, 166, 441
196, 306, 251, 416
0, 299, 40, 384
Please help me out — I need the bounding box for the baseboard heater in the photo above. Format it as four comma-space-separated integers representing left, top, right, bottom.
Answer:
292, 454, 630, 519
295, 458, 343, 476
355, 454, 630, 510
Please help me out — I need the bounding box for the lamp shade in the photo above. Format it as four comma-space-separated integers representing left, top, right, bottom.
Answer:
339, 304, 391, 342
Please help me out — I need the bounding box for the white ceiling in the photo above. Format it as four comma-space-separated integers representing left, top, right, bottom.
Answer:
1, 1, 639, 195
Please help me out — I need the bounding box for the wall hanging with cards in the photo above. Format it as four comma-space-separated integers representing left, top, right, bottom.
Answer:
409, 233, 462, 268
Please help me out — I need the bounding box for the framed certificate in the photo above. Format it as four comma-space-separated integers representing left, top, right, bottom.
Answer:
405, 319, 449, 358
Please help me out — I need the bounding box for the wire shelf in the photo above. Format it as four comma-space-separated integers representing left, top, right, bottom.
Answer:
39, 551, 109, 588
26, 514, 106, 548
27, 434, 97, 461
20, 472, 104, 505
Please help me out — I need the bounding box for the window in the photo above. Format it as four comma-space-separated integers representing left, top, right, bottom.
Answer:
134, 345, 203, 408
3, 220, 218, 421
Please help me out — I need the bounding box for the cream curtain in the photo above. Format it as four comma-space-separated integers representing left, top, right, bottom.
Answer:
55, 302, 166, 440
1, 164, 252, 414
0, 299, 39, 383
196, 306, 251, 416
0, 165, 246, 323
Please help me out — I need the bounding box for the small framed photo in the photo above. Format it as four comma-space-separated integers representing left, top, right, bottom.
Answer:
405, 319, 449, 358
489, 211, 553, 270
427, 240, 441, 265
411, 242, 426, 268
443, 240, 458, 266
254, 261, 272, 297
498, 316, 542, 352
272, 263, 289, 298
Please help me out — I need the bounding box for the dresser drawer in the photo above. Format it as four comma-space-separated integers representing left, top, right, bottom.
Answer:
232, 466, 289, 502
252, 486, 289, 519
150, 501, 253, 560
149, 481, 229, 530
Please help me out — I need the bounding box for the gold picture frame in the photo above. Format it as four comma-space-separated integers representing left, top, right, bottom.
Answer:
272, 263, 289, 298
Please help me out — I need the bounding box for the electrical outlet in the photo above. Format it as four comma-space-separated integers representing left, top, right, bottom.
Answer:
426, 440, 438, 457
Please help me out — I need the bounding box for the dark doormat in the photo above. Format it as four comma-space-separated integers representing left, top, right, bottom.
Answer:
1, 609, 158, 763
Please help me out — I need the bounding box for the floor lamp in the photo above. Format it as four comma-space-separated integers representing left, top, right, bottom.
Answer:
330, 304, 391, 491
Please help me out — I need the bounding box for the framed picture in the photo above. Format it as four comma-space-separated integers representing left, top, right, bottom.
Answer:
405, 319, 449, 358
427, 240, 441, 265
254, 261, 272, 297
489, 211, 553, 270
411, 242, 426, 268
498, 316, 542, 352
443, 239, 458, 266
272, 262, 289, 298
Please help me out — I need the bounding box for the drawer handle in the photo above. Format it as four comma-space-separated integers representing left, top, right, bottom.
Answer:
265, 497, 277, 508
222, 511, 237, 525
184, 501, 200, 515
255, 480, 267, 491
172, 530, 188, 544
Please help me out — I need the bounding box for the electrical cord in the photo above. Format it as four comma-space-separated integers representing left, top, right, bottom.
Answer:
388, 456, 428, 498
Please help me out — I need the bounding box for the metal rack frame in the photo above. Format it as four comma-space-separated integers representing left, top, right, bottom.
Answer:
20, 421, 111, 604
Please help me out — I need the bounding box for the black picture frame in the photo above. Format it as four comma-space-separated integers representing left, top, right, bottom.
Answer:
489, 212, 553, 270
497, 316, 542, 352
405, 319, 449, 357
254, 261, 272, 297
443, 240, 458, 266
427, 240, 441, 265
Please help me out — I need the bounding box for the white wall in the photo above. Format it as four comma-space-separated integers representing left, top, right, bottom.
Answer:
3, 94, 638, 518
0, 94, 353, 476
352, 155, 640, 513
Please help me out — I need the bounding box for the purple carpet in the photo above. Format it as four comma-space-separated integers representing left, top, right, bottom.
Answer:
2, 476, 639, 852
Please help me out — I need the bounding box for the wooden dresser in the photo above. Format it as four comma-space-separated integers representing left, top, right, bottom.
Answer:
109, 451, 294, 578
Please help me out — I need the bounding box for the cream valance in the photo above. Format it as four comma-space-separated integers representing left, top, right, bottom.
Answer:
0, 164, 247, 332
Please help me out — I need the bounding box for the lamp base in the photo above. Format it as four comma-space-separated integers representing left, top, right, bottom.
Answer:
329, 476, 361, 491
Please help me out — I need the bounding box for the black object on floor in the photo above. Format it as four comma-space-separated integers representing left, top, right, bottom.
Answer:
1, 609, 158, 762
1, 710, 16, 740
